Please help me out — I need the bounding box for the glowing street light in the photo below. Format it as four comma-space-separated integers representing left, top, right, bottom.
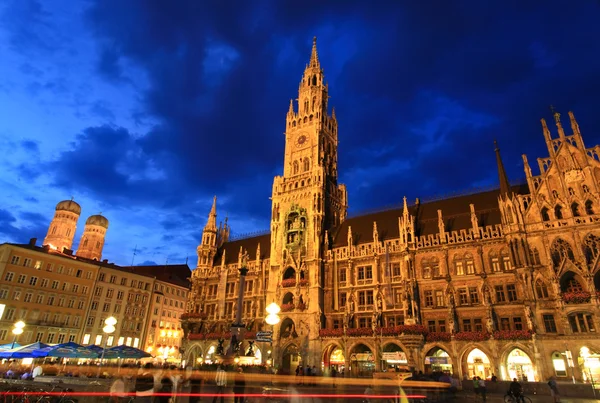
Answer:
97, 317, 117, 377
265, 302, 280, 381
11, 321, 25, 349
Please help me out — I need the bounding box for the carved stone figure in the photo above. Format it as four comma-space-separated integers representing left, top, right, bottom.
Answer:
483, 285, 492, 306
486, 316, 494, 333
216, 338, 225, 355
524, 305, 535, 331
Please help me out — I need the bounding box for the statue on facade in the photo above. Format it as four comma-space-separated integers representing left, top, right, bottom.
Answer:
448, 318, 455, 333
486, 316, 494, 333
402, 296, 410, 318
524, 305, 535, 331
483, 284, 492, 306
216, 338, 225, 355
246, 341, 255, 356
376, 294, 383, 311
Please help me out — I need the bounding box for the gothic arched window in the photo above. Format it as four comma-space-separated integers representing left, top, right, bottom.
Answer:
583, 184, 590, 194
535, 280, 549, 299
293, 161, 299, 175
585, 200, 594, 215
431, 257, 440, 277
529, 247, 541, 265
583, 234, 600, 266
571, 202, 581, 217
541, 207, 550, 222
303, 158, 310, 172
82, 238, 88, 248
550, 238, 575, 268
555, 205, 563, 219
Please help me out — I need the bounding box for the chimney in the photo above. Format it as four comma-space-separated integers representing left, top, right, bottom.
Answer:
103, 259, 108, 263
29, 238, 37, 246
64, 249, 73, 256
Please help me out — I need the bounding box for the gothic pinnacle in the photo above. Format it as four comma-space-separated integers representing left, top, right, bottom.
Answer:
309, 36, 320, 68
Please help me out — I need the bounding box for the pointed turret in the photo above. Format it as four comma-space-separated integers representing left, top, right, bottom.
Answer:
569, 111, 586, 150
551, 106, 566, 139
309, 36, 320, 68
288, 99, 295, 116
494, 140, 511, 198
205, 196, 217, 232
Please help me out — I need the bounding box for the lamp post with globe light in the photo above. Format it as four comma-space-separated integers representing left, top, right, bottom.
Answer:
97, 316, 117, 377
11, 321, 25, 349
265, 302, 280, 375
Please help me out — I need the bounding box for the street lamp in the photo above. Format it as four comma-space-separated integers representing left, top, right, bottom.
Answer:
11, 321, 25, 349
97, 316, 117, 377
265, 302, 280, 377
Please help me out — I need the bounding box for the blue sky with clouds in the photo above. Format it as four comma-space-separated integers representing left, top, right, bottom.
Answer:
1, 0, 600, 266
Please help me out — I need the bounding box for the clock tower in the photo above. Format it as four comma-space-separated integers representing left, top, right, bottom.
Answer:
269, 37, 347, 366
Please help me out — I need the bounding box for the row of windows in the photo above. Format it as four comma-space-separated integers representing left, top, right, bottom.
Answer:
0, 290, 87, 309
0, 329, 76, 345
3, 273, 90, 295
8, 256, 93, 279
1, 307, 81, 328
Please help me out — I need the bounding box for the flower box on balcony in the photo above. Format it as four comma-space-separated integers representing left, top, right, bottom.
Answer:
562, 291, 592, 304
204, 331, 232, 340
297, 303, 306, 311
454, 331, 490, 341
319, 328, 344, 338
282, 279, 296, 287
347, 327, 374, 337
281, 303, 294, 312
298, 279, 309, 287
377, 325, 428, 337
493, 329, 533, 340
426, 332, 452, 342
188, 333, 205, 340
181, 312, 208, 320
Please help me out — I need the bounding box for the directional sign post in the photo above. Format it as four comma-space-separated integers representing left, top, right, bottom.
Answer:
256, 331, 273, 343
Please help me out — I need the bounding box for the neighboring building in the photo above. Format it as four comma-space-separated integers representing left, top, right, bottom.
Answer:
0, 240, 100, 346
182, 37, 600, 383
0, 200, 190, 363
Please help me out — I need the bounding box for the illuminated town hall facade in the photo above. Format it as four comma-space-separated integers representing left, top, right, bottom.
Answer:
182, 38, 600, 383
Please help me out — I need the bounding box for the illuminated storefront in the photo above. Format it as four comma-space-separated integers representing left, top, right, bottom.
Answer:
551, 351, 568, 378
466, 349, 491, 380
425, 348, 452, 374
506, 348, 535, 382
579, 347, 600, 385
350, 344, 374, 377
382, 344, 408, 372
329, 347, 346, 373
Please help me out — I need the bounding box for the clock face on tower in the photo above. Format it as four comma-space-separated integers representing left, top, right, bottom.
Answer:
296, 134, 307, 147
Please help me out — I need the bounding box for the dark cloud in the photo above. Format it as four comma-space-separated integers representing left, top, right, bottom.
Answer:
20, 140, 39, 152
5, 0, 600, 257
0, 208, 47, 243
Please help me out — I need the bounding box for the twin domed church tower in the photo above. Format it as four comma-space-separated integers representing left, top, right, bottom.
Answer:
43, 199, 109, 261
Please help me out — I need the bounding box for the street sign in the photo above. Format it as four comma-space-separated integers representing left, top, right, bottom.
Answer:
257, 337, 272, 343
256, 331, 273, 337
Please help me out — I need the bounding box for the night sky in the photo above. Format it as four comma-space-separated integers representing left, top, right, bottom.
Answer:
1, 1, 600, 266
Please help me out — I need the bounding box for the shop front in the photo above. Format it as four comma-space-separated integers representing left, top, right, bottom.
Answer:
425, 347, 452, 374
349, 344, 375, 378
506, 348, 535, 382
466, 348, 492, 380
328, 347, 346, 374
579, 346, 600, 385
382, 343, 408, 372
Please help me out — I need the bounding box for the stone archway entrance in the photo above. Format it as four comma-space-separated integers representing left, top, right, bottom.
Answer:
381, 343, 408, 372
349, 343, 374, 378
425, 347, 452, 374
506, 348, 535, 382
466, 348, 491, 380
281, 343, 300, 375
322, 344, 346, 374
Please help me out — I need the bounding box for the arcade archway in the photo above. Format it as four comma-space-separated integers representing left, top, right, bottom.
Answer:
425, 347, 452, 374
349, 343, 374, 378
381, 343, 408, 372
281, 343, 300, 375
466, 348, 491, 380
506, 348, 534, 381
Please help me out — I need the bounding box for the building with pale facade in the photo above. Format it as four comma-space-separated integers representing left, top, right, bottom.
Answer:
182, 38, 600, 384
0, 200, 190, 363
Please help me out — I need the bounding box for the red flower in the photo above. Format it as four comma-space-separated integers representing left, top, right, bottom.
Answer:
562, 291, 592, 304
298, 279, 309, 287
426, 332, 451, 342
347, 327, 374, 337
281, 303, 295, 312
319, 328, 344, 338
282, 279, 296, 287
454, 331, 490, 341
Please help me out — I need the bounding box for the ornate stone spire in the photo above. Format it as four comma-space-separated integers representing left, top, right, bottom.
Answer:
204, 196, 217, 232
309, 36, 320, 68
494, 140, 511, 198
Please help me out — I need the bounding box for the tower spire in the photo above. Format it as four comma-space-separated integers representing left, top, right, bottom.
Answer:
550, 105, 565, 139
205, 196, 217, 232
309, 36, 320, 68
494, 140, 511, 198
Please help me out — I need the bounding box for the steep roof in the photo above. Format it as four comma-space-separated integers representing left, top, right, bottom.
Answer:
121, 264, 191, 289
331, 184, 529, 248
214, 233, 271, 265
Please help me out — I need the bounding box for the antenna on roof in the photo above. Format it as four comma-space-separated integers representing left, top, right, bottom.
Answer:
70, 196, 74, 201
131, 244, 137, 266
185, 256, 189, 265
